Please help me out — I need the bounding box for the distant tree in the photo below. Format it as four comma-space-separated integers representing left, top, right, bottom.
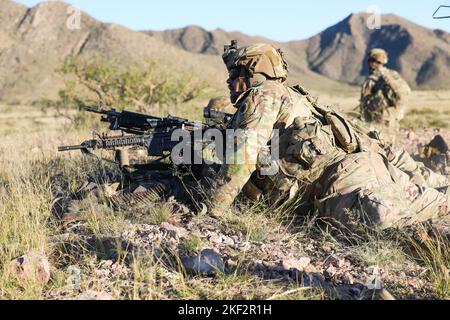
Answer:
40, 55, 206, 126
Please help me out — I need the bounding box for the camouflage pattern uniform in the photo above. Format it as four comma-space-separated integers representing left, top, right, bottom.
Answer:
360, 49, 411, 140
207, 42, 449, 234
204, 96, 450, 194
385, 143, 450, 190
416, 135, 450, 176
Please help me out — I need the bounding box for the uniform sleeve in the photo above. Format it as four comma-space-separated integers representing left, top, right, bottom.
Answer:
360, 78, 375, 104
207, 89, 280, 215
360, 77, 377, 119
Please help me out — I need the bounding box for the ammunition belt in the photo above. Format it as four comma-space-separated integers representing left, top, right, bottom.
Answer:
109, 184, 168, 211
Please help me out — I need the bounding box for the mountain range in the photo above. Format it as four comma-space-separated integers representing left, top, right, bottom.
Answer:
1, 0, 449, 103
147, 13, 450, 89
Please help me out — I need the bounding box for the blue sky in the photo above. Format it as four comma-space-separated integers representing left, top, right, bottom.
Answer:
14, 0, 450, 41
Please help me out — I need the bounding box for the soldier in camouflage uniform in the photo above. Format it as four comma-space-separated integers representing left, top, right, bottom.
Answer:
385, 143, 450, 190
204, 98, 450, 193
360, 49, 411, 140
204, 42, 449, 234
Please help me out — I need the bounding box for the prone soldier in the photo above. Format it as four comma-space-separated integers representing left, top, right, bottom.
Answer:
202, 41, 449, 235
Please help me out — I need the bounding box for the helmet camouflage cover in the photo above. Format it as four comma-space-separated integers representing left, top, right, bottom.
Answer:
223, 41, 288, 81
368, 48, 389, 65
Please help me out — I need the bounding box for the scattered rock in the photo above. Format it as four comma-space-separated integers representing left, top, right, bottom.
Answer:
343, 272, 355, 285
182, 249, 225, 276
221, 235, 235, 246
167, 237, 179, 249
282, 256, 311, 272
406, 130, 416, 140
99, 260, 114, 268
10, 252, 51, 284
324, 265, 336, 279
237, 241, 251, 251
75, 290, 113, 300
207, 232, 235, 246
326, 254, 346, 268
225, 259, 238, 270
67, 265, 82, 290
62, 196, 109, 223
304, 263, 319, 273
208, 232, 222, 245
161, 222, 188, 239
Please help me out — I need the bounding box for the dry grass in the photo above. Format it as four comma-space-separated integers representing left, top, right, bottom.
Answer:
401, 226, 450, 300
0, 102, 321, 300
315, 88, 450, 129
0, 90, 449, 300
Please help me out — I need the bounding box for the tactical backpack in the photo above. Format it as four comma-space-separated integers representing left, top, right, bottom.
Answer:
376, 69, 411, 107
291, 85, 360, 154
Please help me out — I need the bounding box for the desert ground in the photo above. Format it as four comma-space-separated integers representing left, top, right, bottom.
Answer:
0, 88, 449, 300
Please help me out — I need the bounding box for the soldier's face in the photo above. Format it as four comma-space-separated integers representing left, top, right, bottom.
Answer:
227, 69, 247, 103
368, 59, 383, 70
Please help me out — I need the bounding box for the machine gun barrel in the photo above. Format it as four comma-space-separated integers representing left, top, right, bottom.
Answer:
58, 145, 89, 152
58, 135, 151, 153
58, 140, 99, 152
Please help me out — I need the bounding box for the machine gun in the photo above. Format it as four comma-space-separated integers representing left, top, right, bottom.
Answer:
84, 106, 201, 135
59, 106, 229, 194
58, 130, 192, 166
59, 107, 226, 167
58, 129, 209, 210
58, 132, 177, 155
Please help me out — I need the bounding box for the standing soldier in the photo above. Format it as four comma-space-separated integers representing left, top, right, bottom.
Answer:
360, 48, 411, 139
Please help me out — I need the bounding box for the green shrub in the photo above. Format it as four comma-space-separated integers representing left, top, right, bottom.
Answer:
39, 56, 206, 127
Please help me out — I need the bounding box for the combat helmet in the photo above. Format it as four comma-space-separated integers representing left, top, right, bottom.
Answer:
223, 40, 288, 81
368, 48, 389, 65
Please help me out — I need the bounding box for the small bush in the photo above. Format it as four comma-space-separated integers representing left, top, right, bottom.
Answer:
38, 55, 206, 127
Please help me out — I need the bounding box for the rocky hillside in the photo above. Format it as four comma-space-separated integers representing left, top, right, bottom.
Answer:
147, 13, 450, 89
304, 13, 450, 89
0, 0, 225, 103
145, 26, 346, 91
1, 0, 449, 103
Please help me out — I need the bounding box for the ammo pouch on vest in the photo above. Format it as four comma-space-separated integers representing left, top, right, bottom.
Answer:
291, 85, 360, 154
288, 118, 336, 168
278, 115, 348, 190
